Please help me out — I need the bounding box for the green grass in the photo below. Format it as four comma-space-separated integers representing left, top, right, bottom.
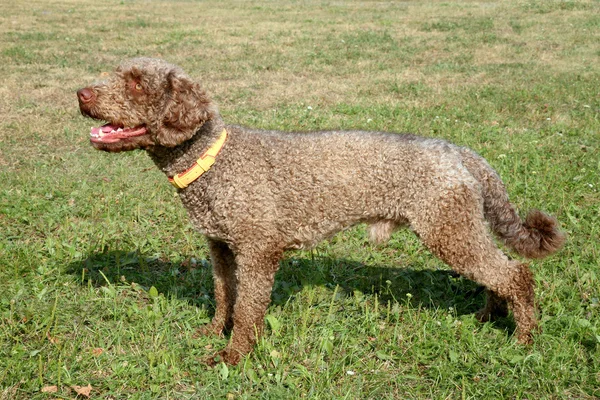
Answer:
1, 0, 599, 398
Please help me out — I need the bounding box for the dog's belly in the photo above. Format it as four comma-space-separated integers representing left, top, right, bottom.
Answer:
286, 220, 354, 250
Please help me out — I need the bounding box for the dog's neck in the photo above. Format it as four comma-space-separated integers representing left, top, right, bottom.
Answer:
148, 116, 227, 179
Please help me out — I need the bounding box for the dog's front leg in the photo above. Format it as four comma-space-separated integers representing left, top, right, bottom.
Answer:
217, 246, 282, 365
200, 239, 237, 337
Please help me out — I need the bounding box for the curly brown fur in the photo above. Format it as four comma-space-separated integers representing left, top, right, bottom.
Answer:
457, 148, 566, 259
78, 58, 565, 365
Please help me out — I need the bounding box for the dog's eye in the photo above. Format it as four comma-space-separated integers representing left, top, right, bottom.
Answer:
129, 80, 144, 94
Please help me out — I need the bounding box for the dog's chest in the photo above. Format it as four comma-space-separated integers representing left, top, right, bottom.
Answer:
177, 187, 231, 240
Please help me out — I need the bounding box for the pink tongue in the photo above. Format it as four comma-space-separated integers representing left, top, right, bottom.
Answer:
102, 124, 117, 133
91, 124, 119, 136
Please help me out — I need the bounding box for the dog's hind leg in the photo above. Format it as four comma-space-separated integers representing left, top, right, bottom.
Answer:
411, 183, 537, 343
476, 289, 509, 322
201, 239, 237, 337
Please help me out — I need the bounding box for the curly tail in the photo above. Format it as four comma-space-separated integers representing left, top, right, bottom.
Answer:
458, 148, 565, 259
492, 208, 565, 259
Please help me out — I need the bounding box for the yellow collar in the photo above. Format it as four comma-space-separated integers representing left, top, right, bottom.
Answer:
168, 128, 228, 189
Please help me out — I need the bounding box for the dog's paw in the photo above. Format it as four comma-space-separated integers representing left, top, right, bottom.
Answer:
195, 321, 225, 339
475, 308, 493, 323
516, 330, 534, 345
205, 349, 242, 366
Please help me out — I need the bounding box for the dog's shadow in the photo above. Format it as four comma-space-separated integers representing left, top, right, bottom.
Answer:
67, 249, 511, 330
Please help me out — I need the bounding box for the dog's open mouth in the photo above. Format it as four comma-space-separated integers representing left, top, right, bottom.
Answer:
90, 124, 148, 143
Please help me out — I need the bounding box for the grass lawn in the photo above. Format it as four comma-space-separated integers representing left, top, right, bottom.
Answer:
1, 0, 599, 398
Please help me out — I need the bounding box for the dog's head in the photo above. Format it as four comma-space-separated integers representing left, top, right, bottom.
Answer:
77, 58, 217, 152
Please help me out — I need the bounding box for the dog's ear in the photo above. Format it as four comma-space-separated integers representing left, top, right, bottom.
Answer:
156, 71, 216, 147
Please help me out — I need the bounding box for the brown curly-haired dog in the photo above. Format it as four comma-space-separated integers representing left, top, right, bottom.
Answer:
77, 58, 565, 365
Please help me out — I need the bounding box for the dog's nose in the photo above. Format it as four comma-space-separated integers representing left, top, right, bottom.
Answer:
77, 88, 94, 103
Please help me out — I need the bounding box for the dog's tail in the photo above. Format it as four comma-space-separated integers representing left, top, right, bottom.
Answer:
459, 148, 565, 259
